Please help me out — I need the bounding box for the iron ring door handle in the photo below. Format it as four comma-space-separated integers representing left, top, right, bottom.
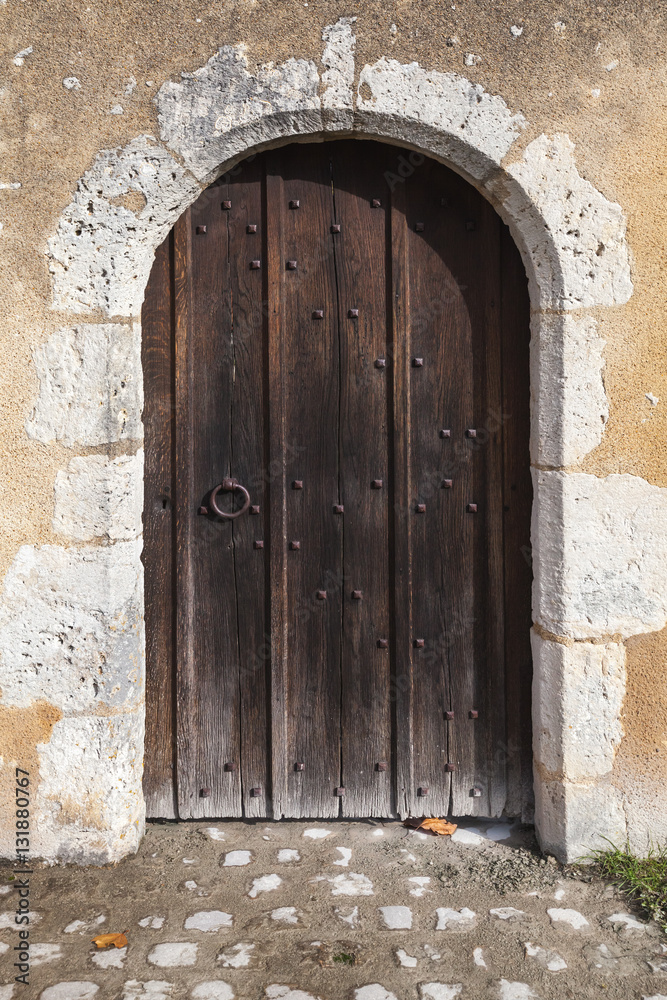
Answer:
208, 478, 251, 519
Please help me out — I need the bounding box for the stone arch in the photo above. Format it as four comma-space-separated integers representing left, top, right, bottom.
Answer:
14, 22, 648, 864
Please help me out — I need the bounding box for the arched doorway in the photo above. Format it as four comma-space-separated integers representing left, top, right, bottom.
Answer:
142, 139, 532, 822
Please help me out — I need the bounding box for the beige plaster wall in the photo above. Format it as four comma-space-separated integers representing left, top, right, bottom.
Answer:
1, 0, 666, 859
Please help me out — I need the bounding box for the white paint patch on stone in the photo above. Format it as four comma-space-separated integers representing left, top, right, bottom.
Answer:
40, 986, 98, 1000
278, 849, 300, 863
148, 943, 198, 967
547, 908, 589, 930
63, 76, 81, 89
191, 984, 234, 1000
0, 541, 143, 712
182, 858, 197, 865
139, 916, 165, 929
184, 911, 233, 932
271, 907, 299, 924
184, 881, 197, 891
396, 948, 417, 967
498, 983, 539, 1000
379, 906, 412, 929
424, 944, 441, 961
265, 988, 323, 1000
409, 876, 431, 897
48, 137, 201, 317
321, 17, 356, 115
485, 824, 513, 842
607, 912, 647, 931
0, 942, 8, 956
92, 945, 127, 968
524, 942, 567, 972
0, 986, 12, 1000
54, 451, 143, 542
223, 851, 252, 867
158, 47, 321, 183
530, 314, 608, 466
335, 905, 359, 927
500, 133, 632, 309
435, 908, 476, 931
450, 827, 484, 846
490, 907, 525, 921
31, 944, 63, 965
204, 827, 225, 841
473, 947, 486, 967
64, 915, 105, 933
356, 58, 525, 181
122, 984, 173, 1000
312, 873, 374, 896
13, 46, 33, 67
354, 988, 398, 1000
420, 986, 462, 1000
248, 874, 282, 898
303, 828, 331, 839
27, 323, 143, 446
0, 911, 40, 929
554, 889, 566, 901
333, 847, 352, 867
217, 942, 255, 968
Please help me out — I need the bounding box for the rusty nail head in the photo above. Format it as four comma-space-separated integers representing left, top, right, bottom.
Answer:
371, 479, 383, 489
287, 260, 297, 270
221, 200, 232, 210
377, 638, 389, 649
371, 198, 382, 208
415, 222, 425, 232
445, 710, 455, 721
246, 224, 257, 233
295, 762, 305, 771
333, 504, 344, 514
413, 357, 424, 367
467, 503, 478, 513
250, 786, 262, 796
313, 309, 324, 319
254, 540, 264, 550
335, 786, 345, 796
465, 219, 476, 231
445, 762, 457, 772
224, 762, 236, 771
290, 540, 301, 550
469, 709, 479, 719
292, 480, 303, 490
250, 505, 260, 515
466, 428, 477, 438
471, 786, 483, 797
331, 224, 341, 233
376, 761, 388, 771
250, 259, 261, 269
198, 505, 208, 515
416, 503, 426, 513
414, 638, 425, 648
418, 786, 429, 796
289, 199, 300, 209
200, 787, 212, 797
352, 590, 363, 600
375, 358, 386, 368
348, 308, 359, 318
442, 480, 453, 489
196, 225, 207, 234
440, 428, 451, 438
316, 590, 327, 600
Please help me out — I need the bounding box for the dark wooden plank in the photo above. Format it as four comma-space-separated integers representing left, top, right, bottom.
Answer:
177, 186, 242, 818
265, 163, 290, 820
389, 174, 415, 819
226, 159, 270, 818
500, 221, 533, 820
279, 145, 342, 818
142, 231, 177, 819
333, 142, 392, 818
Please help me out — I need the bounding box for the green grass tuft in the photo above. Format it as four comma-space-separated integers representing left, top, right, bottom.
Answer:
585, 840, 667, 931
332, 953, 356, 965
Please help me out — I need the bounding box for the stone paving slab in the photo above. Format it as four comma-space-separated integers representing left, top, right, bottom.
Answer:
1, 820, 665, 999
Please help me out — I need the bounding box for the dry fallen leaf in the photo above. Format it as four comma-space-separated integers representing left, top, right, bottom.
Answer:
403, 817, 457, 837
91, 932, 128, 949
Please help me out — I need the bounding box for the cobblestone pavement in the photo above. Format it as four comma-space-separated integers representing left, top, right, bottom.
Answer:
1, 820, 666, 1000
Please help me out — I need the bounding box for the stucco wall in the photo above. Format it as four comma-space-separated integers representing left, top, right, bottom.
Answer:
0, 0, 665, 863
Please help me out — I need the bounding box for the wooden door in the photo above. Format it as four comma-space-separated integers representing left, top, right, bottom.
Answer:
142, 140, 533, 822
